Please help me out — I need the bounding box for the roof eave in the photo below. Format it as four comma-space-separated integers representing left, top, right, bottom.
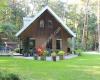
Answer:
47, 7, 76, 37
15, 6, 76, 37
15, 6, 49, 37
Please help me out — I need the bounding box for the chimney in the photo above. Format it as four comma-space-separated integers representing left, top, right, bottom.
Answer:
23, 17, 33, 27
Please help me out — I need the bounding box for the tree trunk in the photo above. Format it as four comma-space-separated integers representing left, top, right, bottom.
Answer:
82, 0, 89, 50
97, 0, 100, 52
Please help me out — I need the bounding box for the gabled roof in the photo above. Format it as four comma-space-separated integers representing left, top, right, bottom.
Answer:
16, 6, 76, 37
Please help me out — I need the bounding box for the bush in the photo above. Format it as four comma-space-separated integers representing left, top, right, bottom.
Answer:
43, 50, 49, 56
40, 50, 48, 60
74, 49, 83, 56
28, 49, 33, 56
0, 71, 20, 80
51, 51, 56, 56
28, 49, 33, 53
55, 50, 59, 54
14, 48, 20, 53
58, 50, 65, 55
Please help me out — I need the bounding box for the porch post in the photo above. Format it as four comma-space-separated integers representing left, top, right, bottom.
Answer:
52, 36, 56, 51
72, 37, 75, 54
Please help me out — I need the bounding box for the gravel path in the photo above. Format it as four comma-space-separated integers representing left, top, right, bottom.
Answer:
83, 51, 100, 54
14, 54, 78, 61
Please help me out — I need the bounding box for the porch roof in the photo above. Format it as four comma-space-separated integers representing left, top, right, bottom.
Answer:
16, 6, 76, 37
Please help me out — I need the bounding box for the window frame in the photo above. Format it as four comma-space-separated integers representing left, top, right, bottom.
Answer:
48, 20, 53, 28
40, 19, 45, 28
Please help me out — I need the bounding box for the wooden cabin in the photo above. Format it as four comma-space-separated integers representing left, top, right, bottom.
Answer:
16, 6, 76, 55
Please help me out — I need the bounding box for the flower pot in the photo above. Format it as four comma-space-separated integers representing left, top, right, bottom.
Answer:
40, 55, 46, 61
34, 55, 38, 60
59, 55, 64, 60
52, 56, 56, 61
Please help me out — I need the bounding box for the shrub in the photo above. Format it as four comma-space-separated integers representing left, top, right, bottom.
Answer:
28, 49, 33, 55
74, 49, 83, 56
51, 51, 56, 61
51, 51, 56, 56
40, 50, 48, 60
58, 50, 65, 55
0, 71, 20, 80
55, 50, 59, 54
14, 48, 20, 53
43, 50, 49, 56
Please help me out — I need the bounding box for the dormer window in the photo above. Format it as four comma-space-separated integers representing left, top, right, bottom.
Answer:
48, 20, 53, 28
40, 19, 44, 28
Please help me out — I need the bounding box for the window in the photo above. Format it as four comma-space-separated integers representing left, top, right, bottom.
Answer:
48, 20, 53, 28
56, 39, 62, 50
46, 39, 52, 49
29, 38, 36, 49
40, 20, 44, 28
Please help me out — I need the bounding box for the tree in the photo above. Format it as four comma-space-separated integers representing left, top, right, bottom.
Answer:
9, 0, 27, 29
0, 23, 17, 41
81, 0, 89, 50
97, 0, 100, 52
0, 0, 9, 23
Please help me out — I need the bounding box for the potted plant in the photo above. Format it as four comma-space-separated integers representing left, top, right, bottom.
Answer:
51, 51, 56, 61
58, 50, 65, 60
14, 48, 20, 53
40, 50, 48, 61
33, 48, 38, 60
34, 53, 38, 60
28, 49, 33, 56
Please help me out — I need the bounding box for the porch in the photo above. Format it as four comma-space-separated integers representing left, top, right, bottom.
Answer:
19, 36, 75, 56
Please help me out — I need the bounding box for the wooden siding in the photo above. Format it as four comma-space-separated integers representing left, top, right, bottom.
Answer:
20, 10, 72, 53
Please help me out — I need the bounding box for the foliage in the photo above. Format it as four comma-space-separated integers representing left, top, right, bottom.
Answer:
51, 51, 56, 56
28, 49, 33, 54
43, 50, 49, 56
0, 39, 4, 49
58, 50, 65, 55
0, 0, 8, 8
10, 5, 26, 29
14, 48, 20, 53
0, 71, 20, 80
37, 47, 44, 56
0, 23, 17, 41
74, 49, 83, 56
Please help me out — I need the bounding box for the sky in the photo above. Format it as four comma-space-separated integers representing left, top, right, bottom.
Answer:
16, 0, 81, 4
60, 0, 80, 4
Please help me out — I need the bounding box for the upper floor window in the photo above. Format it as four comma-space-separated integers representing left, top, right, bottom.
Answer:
48, 20, 53, 28
40, 19, 44, 28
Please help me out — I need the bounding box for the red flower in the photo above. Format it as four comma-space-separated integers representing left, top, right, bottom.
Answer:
37, 47, 44, 56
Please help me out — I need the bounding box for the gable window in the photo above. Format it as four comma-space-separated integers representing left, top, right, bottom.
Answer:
40, 19, 44, 28
48, 20, 53, 28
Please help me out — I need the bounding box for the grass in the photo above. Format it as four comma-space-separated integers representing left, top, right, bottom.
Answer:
0, 54, 100, 80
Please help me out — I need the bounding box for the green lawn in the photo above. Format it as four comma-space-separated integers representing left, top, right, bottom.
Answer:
0, 54, 100, 80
